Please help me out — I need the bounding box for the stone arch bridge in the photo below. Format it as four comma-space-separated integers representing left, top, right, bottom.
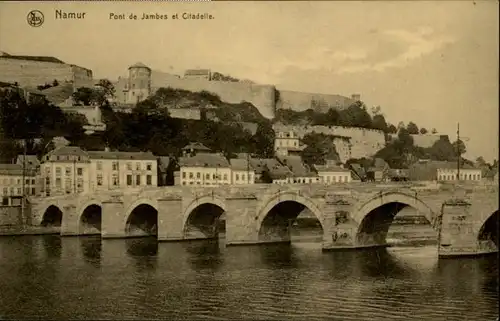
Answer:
29, 183, 499, 257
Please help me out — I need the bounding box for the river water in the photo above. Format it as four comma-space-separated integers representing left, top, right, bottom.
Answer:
0, 233, 498, 321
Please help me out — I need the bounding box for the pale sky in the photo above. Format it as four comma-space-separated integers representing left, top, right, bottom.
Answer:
0, 1, 498, 162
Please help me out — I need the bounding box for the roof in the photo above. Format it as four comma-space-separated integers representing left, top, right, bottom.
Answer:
129, 62, 150, 69
184, 69, 211, 76
45, 146, 88, 158
87, 150, 157, 161
0, 163, 37, 176
313, 164, 350, 173
182, 142, 211, 152
265, 159, 293, 180
230, 158, 253, 171
432, 161, 476, 170
16, 155, 40, 167
179, 153, 229, 168
277, 155, 316, 178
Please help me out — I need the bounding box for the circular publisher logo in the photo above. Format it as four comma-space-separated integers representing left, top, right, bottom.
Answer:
27, 10, 44, 27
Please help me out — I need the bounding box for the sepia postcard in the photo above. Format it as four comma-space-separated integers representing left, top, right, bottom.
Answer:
0, 1, 498, 320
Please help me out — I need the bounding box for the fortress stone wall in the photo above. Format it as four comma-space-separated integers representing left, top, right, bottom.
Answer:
273, 123, 386, 160
0, 58, 93, 90
149, 71, 276, 119
277, 90, 355, 113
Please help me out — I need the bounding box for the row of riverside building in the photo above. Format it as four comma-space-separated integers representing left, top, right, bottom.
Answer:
0, 141, 496, 206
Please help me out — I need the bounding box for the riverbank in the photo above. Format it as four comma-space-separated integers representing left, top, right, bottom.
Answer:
0, 225, 60, 236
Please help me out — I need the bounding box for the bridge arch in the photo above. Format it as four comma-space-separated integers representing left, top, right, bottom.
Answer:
353, 191, 435, 245
256, 192, 325, 242
477, 210, 499, 249
78, 203, 102, 235
182, 195, 227, 239
40, 204, 63, 227
124, 199, 159, 237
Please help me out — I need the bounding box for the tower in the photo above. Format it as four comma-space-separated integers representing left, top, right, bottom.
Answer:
127, 62, 152, 104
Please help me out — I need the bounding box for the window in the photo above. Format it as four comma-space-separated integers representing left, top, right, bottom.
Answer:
77, 168, 83, 176
136, 162, 141, 171
17, 188, 21, 195
31, 188, 36, 195
25, 179, 30, 185
146, 175, 152, 185
55, 167, 61, 176
31, 179, 35, 185
112, 174, 119, 186
17, 179, 20, 185
182, 172, 186, 178
146, 163, 152, 171
197, 172, 201, 179
242, 174, 246, 182
212, 174, 216, 180
127, 162, 132, 170
65, 166, 72, 175
189, 172, 193, 179
223, 174, 227, 181
112, 162, 118, 171
205, 173, 210, 180
2, 188, 7, 195
55, 178, 61, 187
136, 175, 141, 185
77, 178, 84, 193
235, 174, 239, 181
64, 178, 73, 194
97, 174, 103, 186
127, 175, 132, 186
97, 161, 103, 171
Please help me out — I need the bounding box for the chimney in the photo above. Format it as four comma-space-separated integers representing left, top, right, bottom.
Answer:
351, 93, 361, 101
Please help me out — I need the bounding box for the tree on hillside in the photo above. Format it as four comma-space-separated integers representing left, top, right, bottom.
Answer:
431, 128, 438, 134
301, 133, 339, 166
452, 139, 467, 157
387, 124, 397, 134
339, 101, 372, 128
372, 114, 388, 132
406, 121, 419, 135
397, 121, 405, 130
396, 127, 414, 151
251, 122, 275, 158
420, 127, 428, 134
427, 136, 455, 161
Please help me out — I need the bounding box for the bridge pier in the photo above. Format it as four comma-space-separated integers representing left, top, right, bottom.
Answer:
438, 201, 496, 258
60, 204, 79, 236
101, 199, 127, 239
157, 197, 184, 241
225, 196, 262, 246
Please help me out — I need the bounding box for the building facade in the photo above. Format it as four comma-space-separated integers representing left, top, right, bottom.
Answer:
0, 164, 38, 205
274, 130, 305, 156
230, 159, 255, 185
314, 164, 352, 184
40, 146, 158, 196
178, 153, 231, 186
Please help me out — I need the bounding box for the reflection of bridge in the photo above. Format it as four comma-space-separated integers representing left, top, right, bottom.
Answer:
29, 183, 499, 258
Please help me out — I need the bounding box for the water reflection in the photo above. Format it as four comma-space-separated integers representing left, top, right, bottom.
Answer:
0, 236, 497, 321
80, 236, 102, 267
183, 239, 224, 270
259, 243, 301, 269
125, 237, 158, 271
42, 235, 62, 259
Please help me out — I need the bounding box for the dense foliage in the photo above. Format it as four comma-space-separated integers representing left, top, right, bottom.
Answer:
0, 83, 275, 162
300, 133, 340, 167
